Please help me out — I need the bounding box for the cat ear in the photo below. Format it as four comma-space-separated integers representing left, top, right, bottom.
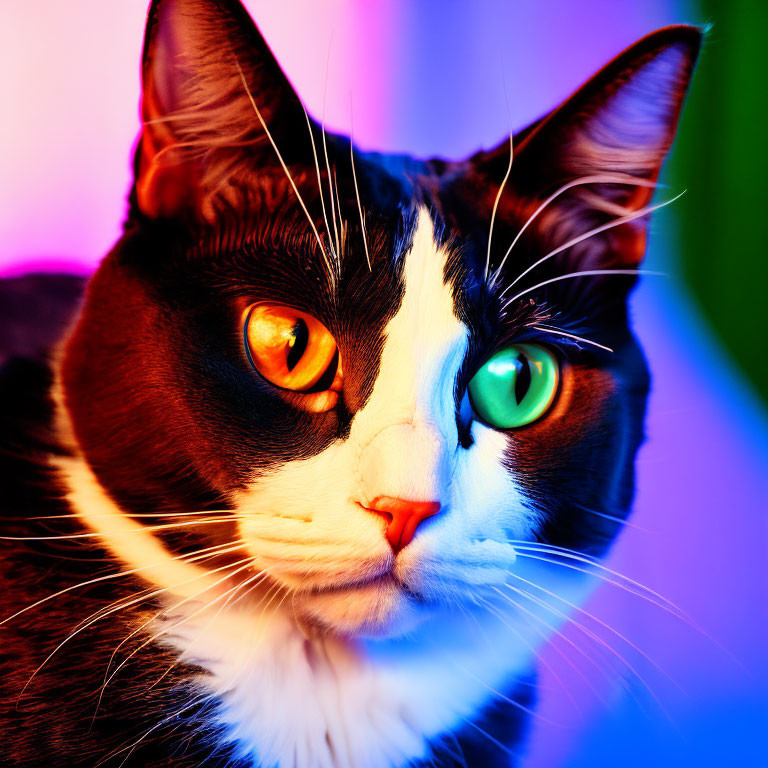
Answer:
135, 0, 307, 220
510, 25, 701, 266
452, 26, 701, 277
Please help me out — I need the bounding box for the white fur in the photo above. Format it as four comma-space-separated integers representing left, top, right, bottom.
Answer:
55, 209, 594, 768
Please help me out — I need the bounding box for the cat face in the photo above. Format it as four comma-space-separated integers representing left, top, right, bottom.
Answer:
60, 0, 699, 638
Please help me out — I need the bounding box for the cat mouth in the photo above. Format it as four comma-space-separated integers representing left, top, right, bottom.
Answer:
308, 570, 428, 604
294, 569, 432, 637
310, 570, 396, 594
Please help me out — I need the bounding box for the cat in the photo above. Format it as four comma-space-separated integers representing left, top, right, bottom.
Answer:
0, 0, 700, 766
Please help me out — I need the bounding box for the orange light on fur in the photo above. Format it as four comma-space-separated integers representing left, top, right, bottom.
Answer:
244, 304, 340, 392
135, 76, 202, 220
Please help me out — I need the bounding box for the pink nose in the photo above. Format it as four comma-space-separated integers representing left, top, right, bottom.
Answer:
364, 496, 441, 553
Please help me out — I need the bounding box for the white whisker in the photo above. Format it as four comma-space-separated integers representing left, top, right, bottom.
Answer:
234, 59, 334, 282
532, 325, 614, 353
447, 652, 542, 720
499, 190, 684, 299
500, 581, 674, 719
458, 715, 519, 759
349, 96, 371, 271
484, 132, 514, 281
485, 587, 614, 691
472, 593, 593, 713
506, 572, 683, 691
1, 539, 247, 627
18, 553, 254, 703
96, 561, 264, 711
321, 33, 341, 263
508, 543, 694, 623
108, 586, 293, 768
573, 502, 650, 531
501, 269, 663, 311
491, 173, 658, 282
144, 567, 271, 694
332, 166, 345, 258
0, 515, 244, 541
302, 102, 338, 269
22, 509, 236, 521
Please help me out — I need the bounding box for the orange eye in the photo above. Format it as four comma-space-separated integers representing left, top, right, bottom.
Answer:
243, 304, 341, 393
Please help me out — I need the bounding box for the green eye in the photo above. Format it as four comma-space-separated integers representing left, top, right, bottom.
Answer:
468, 344, 559, 429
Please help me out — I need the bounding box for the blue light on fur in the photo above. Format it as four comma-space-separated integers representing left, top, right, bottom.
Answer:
381, 1, 768, 765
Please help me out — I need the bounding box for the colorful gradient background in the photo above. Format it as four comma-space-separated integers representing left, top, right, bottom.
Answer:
1, 1, 766, 765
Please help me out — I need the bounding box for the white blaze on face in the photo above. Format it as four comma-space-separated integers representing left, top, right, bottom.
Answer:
234, 207, 538, 615
232, 208, 475, 625
180, 211, 563, 767
351, 208, 468, 505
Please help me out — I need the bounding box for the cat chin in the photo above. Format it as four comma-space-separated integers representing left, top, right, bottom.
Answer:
294, 576, 428, 639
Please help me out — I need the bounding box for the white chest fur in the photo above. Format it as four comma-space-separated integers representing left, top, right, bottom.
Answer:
164, 597, 539, 768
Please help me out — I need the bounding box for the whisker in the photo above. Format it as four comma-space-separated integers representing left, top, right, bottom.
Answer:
447, 653, 542, 720
484, 587, 615, 694
0, 515, 244, 541
1, 539, 247, 626
513, 549, 677, 616
19, 510, 233, 520
301, 101, 337, 268
17, 554, 254, 703
458, 715, 518, 760
500, 582, 674, 719
349, 96, 371, 271
472, 593, 593, 714
484, 132, 514, 281
499, 190, 684, 300
321, 33, 341, 263
456, 596, 498, 657
501, 269, 663, 311
510, 544, 734, 663
234, 59, 333, 282
109, 587, 293, 768
491, 173, 658, 281
507, 542, 692, 622
475, 589, 606, 707
531, 325, 613, 353
145, 567, 270, 694
95, 561, 264, 715
98, 691, 212, 768
572, 502, 650, 532
332, 166, 346, 259
506, 573, 683, 692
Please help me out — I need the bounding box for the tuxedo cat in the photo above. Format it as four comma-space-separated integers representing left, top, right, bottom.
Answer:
0, 1, 699, 765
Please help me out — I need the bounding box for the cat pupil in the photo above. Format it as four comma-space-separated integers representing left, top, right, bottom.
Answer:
514, 353, 531, 405
286, 319, 309, 372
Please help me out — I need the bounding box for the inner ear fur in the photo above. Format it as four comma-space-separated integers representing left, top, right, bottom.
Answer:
135, 0, 312, 221
441, 26, 701, 272
514, 25, 701, 210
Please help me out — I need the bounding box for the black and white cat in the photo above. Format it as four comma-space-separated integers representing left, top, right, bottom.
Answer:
0, 1, 700, 765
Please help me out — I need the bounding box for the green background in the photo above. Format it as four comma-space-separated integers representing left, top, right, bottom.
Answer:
669, 0, 768, 403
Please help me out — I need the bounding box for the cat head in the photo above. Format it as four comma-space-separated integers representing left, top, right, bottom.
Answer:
60, 0, 699, 638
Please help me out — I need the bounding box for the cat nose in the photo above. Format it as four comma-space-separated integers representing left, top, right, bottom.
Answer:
364, 496, 441, 553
